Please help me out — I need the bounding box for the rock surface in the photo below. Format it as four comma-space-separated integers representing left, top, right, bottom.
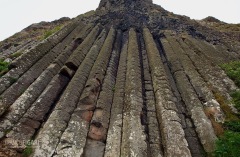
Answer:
0, 17, 70, 60
0, 0, 239, 157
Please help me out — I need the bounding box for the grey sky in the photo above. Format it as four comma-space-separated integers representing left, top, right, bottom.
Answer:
0, 0, 239, 41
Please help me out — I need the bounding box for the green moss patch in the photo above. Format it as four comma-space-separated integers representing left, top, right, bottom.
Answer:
220, 61, 240, 112
213, 91, 239, 121
224, 121, 240, 132
214, 61, 240, 156
22, 142, 33, 157
214, 131, 240, 157
0, 59, 9, 77
10, 51, 23, 59
220, 61, 240, 87
230, 91, 240, 112
42, 25, 63, 40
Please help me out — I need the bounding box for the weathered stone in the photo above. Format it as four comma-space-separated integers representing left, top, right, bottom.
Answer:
121, 28, 147, 157
83, 139, 105, 157
0, 0, 240, 156
161, 36, 217, 153
104, 32, 128, 157
54, 28, 115, 157
32, 37, 105, 156
64, 24, 99, 71
0, 21, 79, 95
60, 65, 75, 78
83, 30, 122, 157
143, 27, 191, 157
149, 144, 163, 157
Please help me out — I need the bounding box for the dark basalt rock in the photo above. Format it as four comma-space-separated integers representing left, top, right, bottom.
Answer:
0, 0, 239, 157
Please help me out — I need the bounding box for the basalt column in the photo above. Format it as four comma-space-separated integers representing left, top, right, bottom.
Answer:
0, 0, 239, 156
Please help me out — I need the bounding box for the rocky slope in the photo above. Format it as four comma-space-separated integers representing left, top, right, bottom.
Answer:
0, 0, 239, 156
198, 16, 240, 43
0, 17, 70, 60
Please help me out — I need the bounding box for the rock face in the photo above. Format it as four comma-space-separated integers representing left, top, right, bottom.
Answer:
0, 0, 239, 157
198, 16, 240, 43
99, 0, 152, 10
0, 17, 70, 60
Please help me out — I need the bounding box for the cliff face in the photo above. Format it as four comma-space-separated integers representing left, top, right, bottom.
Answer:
0, 17, 70, 60
0, 0, 239, 157
198, 16, 240, 42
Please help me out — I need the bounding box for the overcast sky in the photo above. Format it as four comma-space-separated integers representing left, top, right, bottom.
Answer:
0, 0, 239, 41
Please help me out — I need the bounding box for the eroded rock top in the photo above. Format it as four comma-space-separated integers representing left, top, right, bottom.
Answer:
98, 0, 153, 10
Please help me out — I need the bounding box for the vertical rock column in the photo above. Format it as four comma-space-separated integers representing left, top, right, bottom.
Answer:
2, 23, 93, 143
139, 35, 163, 157
183, 36, 237, 101
104, 32, 128, 157
121, 28, 147, 157
83, 30, 122, 157
0, 21, 78, 94
63, 24, 99, 71
32, 27, 105, 157
143, 28, 191, 157
1, 74, 69, 150
0, 23, 90, 136
159, 35, 206, 156
54, 28, 115, 157
160, 34, 217, 153
0, 23, 85, 117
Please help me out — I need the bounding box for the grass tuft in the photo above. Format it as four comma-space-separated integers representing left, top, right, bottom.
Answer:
220, 61, 240, 87
0, 59, 9, 77
230, 91, 240, 112
213, 61, 240, 157
42, 25, 63, 40
224, 121, 240, 132
22, 142, 33, 157
213, 92, 238, 121
9, 51, 23, 59
214, 131, 240, 157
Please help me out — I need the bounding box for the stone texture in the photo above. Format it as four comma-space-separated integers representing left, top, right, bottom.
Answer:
0, 0, 239, 156
160, 36, 217, 153
121, 28, 147, 157
104, 31, 128, 157
54, 28, 115, 157
143, 28, 191, 157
